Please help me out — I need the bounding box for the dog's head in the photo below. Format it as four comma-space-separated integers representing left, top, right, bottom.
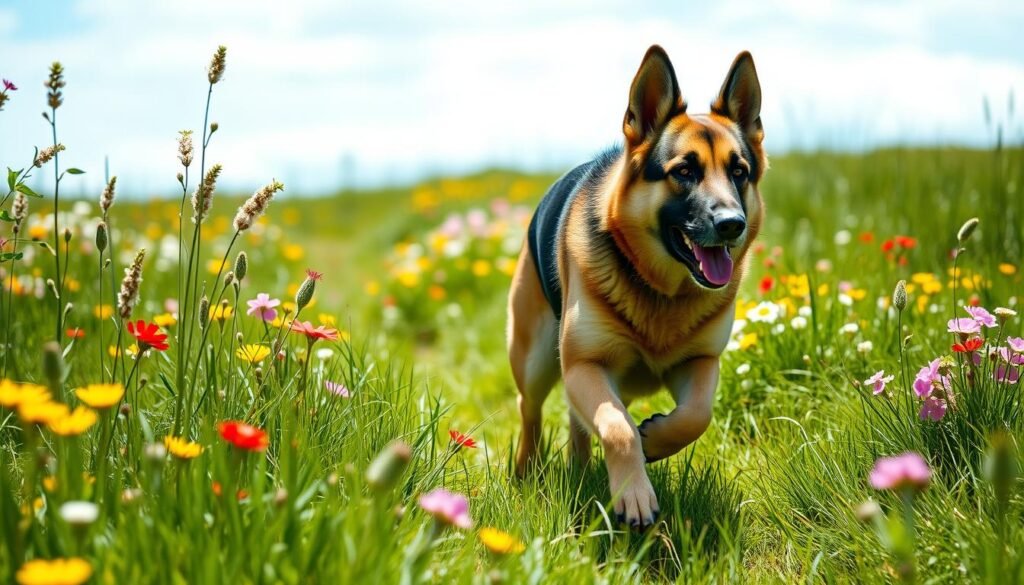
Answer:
609, 45, 767, 295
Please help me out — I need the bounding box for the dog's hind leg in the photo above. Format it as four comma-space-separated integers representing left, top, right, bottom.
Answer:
568, 410, 591, 466
508, 245, 560, 478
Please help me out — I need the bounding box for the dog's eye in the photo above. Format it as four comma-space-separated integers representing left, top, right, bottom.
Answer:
731, 165, 747, 180
670, 164, 693, 180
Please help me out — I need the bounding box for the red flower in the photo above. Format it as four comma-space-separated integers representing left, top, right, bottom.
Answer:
127, 320, 169, 351
858, 232, 875, 243
66, 327, 85, 339
895, 236, 917, 249
218, 420, 269, 451
305, 268, 323, 282
211, 481, 249, 500
758, 275, 774, 294
880, 239, 895, 253
449, 429, 477, 449
290, 320, 339, 342
952, 337, 983, 353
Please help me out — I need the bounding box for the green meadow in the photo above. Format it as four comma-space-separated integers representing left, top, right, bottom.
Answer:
2, 55, 1024, 584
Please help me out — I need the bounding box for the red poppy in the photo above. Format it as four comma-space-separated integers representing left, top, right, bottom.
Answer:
290, 320, 340, 342
895, 236, 917, 249
952, 337, 983, 353
218, 420, 269, 451
449, 429, 477, 449
758, 276, 774, 294
127, 320, 169, 351
66, 327, 85, 339
880, 239, 895, 253
858, 232, 875, 243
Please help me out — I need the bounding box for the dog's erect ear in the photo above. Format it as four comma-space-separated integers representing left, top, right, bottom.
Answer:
623, 45, 683, 147
712, 51, 763, 143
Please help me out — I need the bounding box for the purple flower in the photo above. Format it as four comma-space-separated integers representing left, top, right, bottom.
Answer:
418, 488, 472, 529
913, 358, 948, 398
1008, 337, 1024, 354
996, 347, 1024, 366
246, 293, 280, 321
869, 452, 931, 491
324, 380, 350, 397
947, 318, 981, 335
864, 370, 894, 395
994, 365, 1020, 385
2, 79, 16, 91
963, 306, 997, 328
919, 397, 947, 421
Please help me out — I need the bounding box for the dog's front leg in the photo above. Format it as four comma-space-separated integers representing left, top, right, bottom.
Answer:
564, 361, 659, 528
638, 356, 718, 463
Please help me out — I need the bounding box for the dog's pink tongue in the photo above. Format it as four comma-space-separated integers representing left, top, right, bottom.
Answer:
692, 244, 733, 286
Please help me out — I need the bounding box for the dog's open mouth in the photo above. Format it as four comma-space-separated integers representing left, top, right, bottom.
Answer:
666, 226, 733, 289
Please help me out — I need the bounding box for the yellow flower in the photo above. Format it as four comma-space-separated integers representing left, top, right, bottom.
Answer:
478, 527, 526, 555
846, 288, 867, 301
428, 285, 446, 301
739, 333, 758, 350
787, 274, 810, 298
47, 406, 98, 436
64, 278, 81, 293
496, 257, 517, 276
236, 344, 271, 364
816, 283, 830, 297
910, 272, 936, 285
93, 304, 114, 319
283, 244, 305, 261
317, 314, 337, 326
922, 280, 942, 294
471, 259, 492, 277
16, 557, 92, 585
28, 224, 48, 240
164, 435, 203, 459
206, 258, 229, 275
365, 280, 380, 296
397, 269, 419, 288
43, 476, 58, 493
915, 294, 930, 314
75, 383, 125, 410
18, 401, 70, 425
209, 304, 233, 322
999, 263, 1017, 276
0, 380, 51, 409
153, 312, 177, 327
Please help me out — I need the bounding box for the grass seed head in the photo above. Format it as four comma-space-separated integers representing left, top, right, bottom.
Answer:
100, 176, 117, 216
198, 295, 210, 330
207, 46, 227, 84
234, 251, 248, 280
233, 179, 284, 232
957, 217, 979, 243
191, 164, 222, 224
177, 130, 194, 168
117, 249, 146, 320
893, 280, 908, 312
34, 143, 65, 167
96, 222, 108, 253
45, 61, 65, 109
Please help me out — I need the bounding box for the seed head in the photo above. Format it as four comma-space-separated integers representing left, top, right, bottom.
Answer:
11, 192, 28, 233
117, 249, 146, 320
96, 221, 108, 253
233, 179, 284, 232
44, 61, 65, 110
198, 295, 210, 330
191, 163, 222, 224
177, 130, 194, 168
234, 251, 248, 281
957, 217, 979, 243
34, 143, 66, 167
207, 46, 227, 84
892, 280, 908, 312
100, 176, 117, 216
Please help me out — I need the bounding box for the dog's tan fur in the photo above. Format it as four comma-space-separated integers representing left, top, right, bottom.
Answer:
508, 45, 767, 528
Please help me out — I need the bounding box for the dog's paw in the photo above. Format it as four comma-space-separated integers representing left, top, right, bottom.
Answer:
610, 472, 660, 530
638, 413, 676, 463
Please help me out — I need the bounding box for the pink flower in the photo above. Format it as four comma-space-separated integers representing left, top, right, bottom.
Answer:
418, 488, 472, 529
2, 79, 16, 91
864, 370, 894, 395
324, 381, 350, 397
963, 306, 997, 328
919, 397, 947, 421
869, 452, 931, 491
994, 365, 1020, 385
246, 293, 280, 321
947, 318, 981, 335
1008, 337, 1024, 354
913, 358, 949, 398
996, 347, 1024, 366
290, 320, 340, 342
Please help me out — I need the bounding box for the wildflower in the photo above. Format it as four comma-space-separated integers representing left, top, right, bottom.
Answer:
324, 381, 350, 397
947, 318, 981, 336
366, 441, 412, 493
233, 179, 284, 231
153, 312, 177, 327
869, 452, 931, 492
735, 363, 751, 375
290, 320, 339, 342
864, 370, 894, 395
758, 276, 774, 294
33, 144, 66, 168
207, 45, 227, 84
117, 249, 146, 320
857, 341, 873, 354
738, 332, 758, 350
449, 429, 477, 449
919, 397, 948, 421
839, 323, 859, 335
963, 306, 997, 328
218, 420, 269, 451
127, 320, 169, 352
18, 400, 70, 425
316, 347, 334, 360
1008, 337, 1024, 353
2, 79, 15, 91
191, 164, 222, 224
834, 230, 852, 245
59, 501, 99, 527
790, 316, 808, 330
418, 488, 472, 529
995, 308, 1017, 323
999, 263, 1017, 276
479, 527, 526, 555
956, 217, 979, 243
236, 344, 270, 364
209, 302, 233, 322
177, 130, 194, 168
164, 435, 203, 459
246, 293, 280, 321
994, 365, 1020, 384
47, 406, 97, 436
746, 301, 780, 324
952, 337, 983, 353
295, 269, 322, 310
913, 358, 950, 398
100, 176, 117, 217
0, 380, 51, 409
16, 557, 91, 585
65, 328, 85, 339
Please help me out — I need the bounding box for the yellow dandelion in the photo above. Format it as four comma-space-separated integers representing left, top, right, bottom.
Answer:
472, 259, 492, 277
74, 383, 124, 410
739, 333, 758, 350
282, 244, 305, 262
999, 263, 1017, 276
164, 435, 203, 459
910, 272, 936, 285
28, 224, 48, 240
478, 527, 526, 555
93, 304, 114, 319
846, 288, 867, 301
43, 476, 58, 493
816, 283, 830, 297
153, 312, 177, 327
47, 406, 98, 437
209, 304, 233, 322
64, 278, 81, 293
0, 380, 51, 409
397, 269, 419, 288
317, 313, 337, 326
922, 280, 942, 294
236, 344, 271, 364
18, 401, 70, 425
16, 557, 92, 585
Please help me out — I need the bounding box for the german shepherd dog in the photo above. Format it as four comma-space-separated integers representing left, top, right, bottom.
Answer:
507, 45, 766, 528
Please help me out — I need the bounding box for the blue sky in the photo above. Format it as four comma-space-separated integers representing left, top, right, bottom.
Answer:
1, 0, 1022, 196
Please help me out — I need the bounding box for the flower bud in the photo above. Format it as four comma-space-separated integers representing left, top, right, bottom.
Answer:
224, 271, 234, 286
210, 122, 219, 133
95, 221, 108, 252
295, 269, 322, 311
892, 280, 907, 312
234, 251, 248, 281
366, 440, 412, 493
63, 228, 72, 244
957, 217, 979, 243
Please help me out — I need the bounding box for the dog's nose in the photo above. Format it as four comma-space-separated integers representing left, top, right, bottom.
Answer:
713, 213, 746, 240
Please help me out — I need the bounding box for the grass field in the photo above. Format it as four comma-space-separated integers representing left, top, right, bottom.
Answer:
2, 57, 1024, 584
